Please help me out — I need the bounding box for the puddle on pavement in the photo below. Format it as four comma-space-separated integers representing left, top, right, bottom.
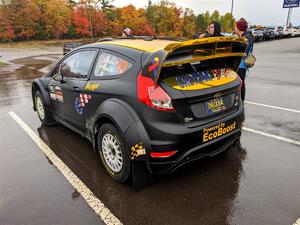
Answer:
0, 55, 59, 105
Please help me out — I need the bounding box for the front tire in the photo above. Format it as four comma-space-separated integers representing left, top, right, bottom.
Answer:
34, 90, 54, 126
97, 123, 130, 183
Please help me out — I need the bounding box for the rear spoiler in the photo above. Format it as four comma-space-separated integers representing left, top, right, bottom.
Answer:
141, 36, 248, 83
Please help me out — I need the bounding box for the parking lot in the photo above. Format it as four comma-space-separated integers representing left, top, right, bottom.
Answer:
0, 38, 300, 225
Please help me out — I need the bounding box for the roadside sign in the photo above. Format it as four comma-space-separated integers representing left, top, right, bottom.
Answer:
283, 0, 300, 8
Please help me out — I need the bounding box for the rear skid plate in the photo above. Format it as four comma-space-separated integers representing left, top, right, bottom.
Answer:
131, 130, 241, 191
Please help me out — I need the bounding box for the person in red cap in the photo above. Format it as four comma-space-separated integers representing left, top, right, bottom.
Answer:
235, 18, 254, 102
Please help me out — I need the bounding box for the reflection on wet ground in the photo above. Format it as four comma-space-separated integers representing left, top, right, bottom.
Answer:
37, 125, 247, 225
0, 55, 59, 105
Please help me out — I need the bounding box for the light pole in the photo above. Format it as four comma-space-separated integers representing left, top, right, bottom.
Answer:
286, 0, 293, 27
231, 0, 234, 15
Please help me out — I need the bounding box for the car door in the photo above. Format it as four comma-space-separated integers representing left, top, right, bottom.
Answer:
83, 50, 136, 121
50, 49, 98, 131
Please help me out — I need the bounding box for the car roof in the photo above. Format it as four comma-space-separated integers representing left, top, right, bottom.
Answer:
91, 39, 178, 53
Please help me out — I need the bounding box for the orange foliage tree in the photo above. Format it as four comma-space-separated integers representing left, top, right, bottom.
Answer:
113, 5, 154, 36
0, 0, 40, 41
73, 0, 108, 38
0, 0, 236, 42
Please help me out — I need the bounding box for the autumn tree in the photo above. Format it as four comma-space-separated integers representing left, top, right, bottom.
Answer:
73, 2, 107, 38
220, 12, 235, 32
210, 10, 220, 22
195, 10, 235, 34
145, 0, 155, 31
195, 14, 207, 33
0, 2, 14, 42
0, 0, 40, 41
99, 0, 114, 14
73, 6, 91, 37
114, 4, 154, 36
43, 0, 72, 39
0, 0, 237, 42
182, 8, 196, 38
148, 0, 183, 36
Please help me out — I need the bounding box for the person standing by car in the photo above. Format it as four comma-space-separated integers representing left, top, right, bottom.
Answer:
195, 21, 222, 38
235, 18, 254, 102
122, 27, 132, 38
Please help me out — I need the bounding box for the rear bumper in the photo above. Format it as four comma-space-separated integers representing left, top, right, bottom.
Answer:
144, 105, 244, 174
149, 129, 240, 174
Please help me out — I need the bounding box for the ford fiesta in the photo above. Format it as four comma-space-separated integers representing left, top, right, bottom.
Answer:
32, 37, 248, 187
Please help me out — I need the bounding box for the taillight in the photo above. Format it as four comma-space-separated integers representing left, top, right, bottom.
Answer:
150, 150, 177, 158
137, 73, 175, 112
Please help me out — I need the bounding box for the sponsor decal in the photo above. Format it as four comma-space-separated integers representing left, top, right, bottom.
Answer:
148, 57, 159, 77
84, 82, 100, 92
49, 85, 64, 102
130, 142, 146, 159
203, 121, 236, 142
74, 94, 91, 115
205, 97, 226, 114
164, 68, 237, 91
184, 117, 194, 123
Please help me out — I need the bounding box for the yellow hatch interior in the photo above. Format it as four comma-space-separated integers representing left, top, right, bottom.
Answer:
163, 69, 238, 91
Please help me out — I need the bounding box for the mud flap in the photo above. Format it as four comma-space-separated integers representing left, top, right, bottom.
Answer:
131, 161, 154, 191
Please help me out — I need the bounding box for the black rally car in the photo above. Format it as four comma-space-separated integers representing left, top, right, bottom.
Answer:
32, 37, 248, 186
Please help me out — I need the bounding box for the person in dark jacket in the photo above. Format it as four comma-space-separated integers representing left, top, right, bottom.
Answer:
195, 21, 222, 38
235, 18, 254, 102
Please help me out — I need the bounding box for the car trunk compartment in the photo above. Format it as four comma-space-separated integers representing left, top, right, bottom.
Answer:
159, 63, 241, 125
141, 37, 246, 126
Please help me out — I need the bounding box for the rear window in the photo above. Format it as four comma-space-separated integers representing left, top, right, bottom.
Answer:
94, 52, 132, 77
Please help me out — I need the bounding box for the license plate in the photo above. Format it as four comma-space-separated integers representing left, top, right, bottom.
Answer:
205, 97, 226, 115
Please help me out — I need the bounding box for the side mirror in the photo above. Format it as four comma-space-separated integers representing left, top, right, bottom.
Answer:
53, 73, 64, 82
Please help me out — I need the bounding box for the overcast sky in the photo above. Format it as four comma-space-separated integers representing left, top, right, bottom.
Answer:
113, 0, 300, 26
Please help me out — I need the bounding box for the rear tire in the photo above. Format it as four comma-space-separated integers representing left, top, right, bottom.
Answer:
34, 90, 55, 126
97, 123, 130, 183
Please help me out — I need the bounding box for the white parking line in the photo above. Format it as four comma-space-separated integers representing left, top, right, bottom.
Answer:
243, 127, 300, 146
245, 101, 300, 114
8, 111, 122, 225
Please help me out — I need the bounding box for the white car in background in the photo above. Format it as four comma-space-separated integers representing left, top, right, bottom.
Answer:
283, 26, 292, 37
291, 27, 300, 37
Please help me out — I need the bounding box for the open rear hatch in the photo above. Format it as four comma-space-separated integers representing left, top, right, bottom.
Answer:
141, 37, 248, 125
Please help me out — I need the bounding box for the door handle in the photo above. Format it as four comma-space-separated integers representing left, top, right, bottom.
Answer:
72, 87, 81, 93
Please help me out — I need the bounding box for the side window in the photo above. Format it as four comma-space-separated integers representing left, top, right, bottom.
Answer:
60, 50, 97, 79
94, 52, 132, 77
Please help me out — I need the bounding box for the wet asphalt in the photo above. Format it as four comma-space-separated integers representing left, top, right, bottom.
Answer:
0, 38, 300, 225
